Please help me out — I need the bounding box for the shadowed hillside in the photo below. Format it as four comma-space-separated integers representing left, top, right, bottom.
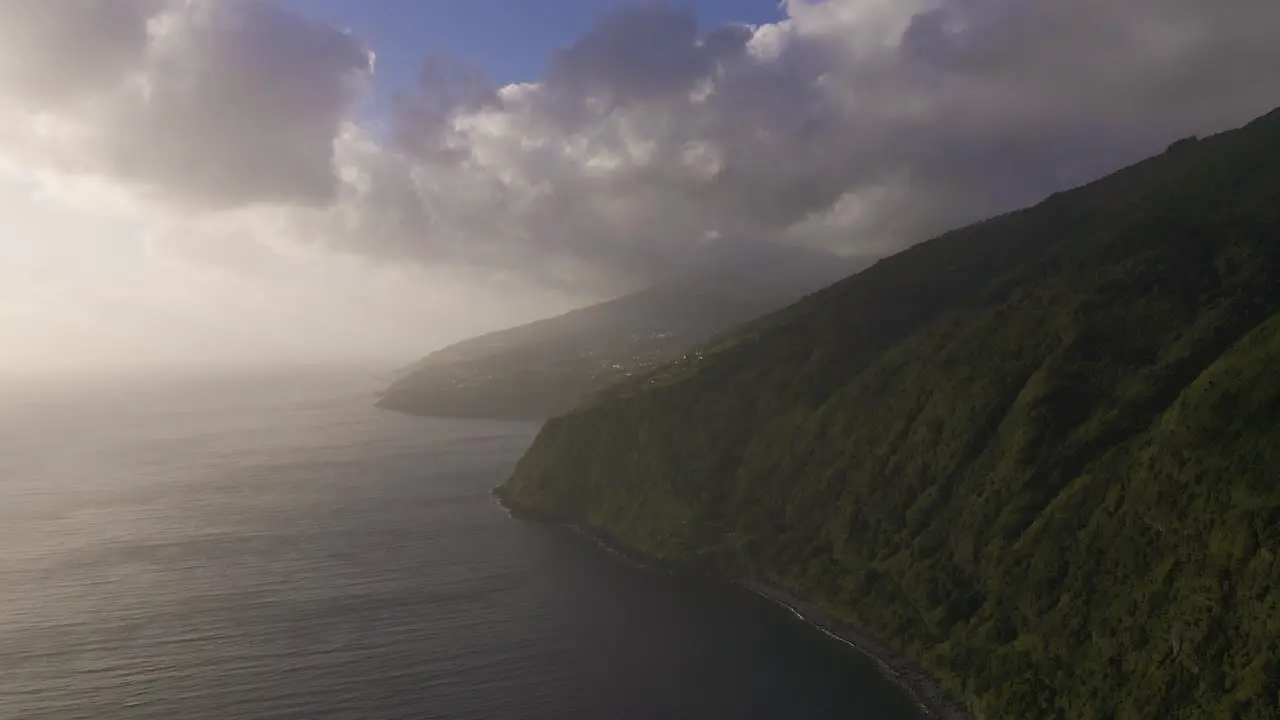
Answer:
501, 109, 1280, 718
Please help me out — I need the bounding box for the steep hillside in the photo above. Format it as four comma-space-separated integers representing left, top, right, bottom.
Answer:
378, 249, 858, 419
500, 110, 1280, 718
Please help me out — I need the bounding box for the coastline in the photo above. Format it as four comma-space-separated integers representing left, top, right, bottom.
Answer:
493, 489, 972, 720
737, 581, 972, 720
491, 489, 687, 575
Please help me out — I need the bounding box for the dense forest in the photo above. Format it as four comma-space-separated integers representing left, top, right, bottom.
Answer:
379, 247, 857, 419
500, 109, 1280, 718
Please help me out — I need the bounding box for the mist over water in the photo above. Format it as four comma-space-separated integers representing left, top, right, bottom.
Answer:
0, 370, 923, 719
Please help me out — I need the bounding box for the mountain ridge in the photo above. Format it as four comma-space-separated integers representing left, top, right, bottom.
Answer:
378, 247, 863, 419
500, 108, 1280, 718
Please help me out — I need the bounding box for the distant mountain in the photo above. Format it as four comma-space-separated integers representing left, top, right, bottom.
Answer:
378, 245, 863, 420
501, 109, 1280, 718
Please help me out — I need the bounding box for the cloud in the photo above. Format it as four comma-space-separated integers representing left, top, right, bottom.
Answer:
352, 0, 1280, 285
1, 0, 1278, 294
0, 0, 163, 106
543, 9, 751, 111
0, 0, 371, 209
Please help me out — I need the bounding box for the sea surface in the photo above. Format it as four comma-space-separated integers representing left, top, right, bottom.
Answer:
0, 369, 925, 719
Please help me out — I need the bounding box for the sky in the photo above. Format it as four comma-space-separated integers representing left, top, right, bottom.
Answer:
0, 0, 1277, 375
280, 0, 787, 110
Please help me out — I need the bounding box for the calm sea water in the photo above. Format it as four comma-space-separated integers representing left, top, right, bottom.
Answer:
0, 369, 924, 720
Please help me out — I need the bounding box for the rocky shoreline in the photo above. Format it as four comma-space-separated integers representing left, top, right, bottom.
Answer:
493, 490, 972, 720
738, 581, 972, 720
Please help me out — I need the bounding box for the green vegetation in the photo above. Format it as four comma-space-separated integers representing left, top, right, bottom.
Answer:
501, 109, 1280, 718
379, 249, 858, 419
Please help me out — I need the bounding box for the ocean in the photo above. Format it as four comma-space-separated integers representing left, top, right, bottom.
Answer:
0, 369, 925, 719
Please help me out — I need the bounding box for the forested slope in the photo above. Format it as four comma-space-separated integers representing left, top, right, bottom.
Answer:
500, 109, 1280, 718
378, 249, 856, 420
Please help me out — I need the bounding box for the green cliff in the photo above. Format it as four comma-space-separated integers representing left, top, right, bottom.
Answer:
500, 109, 1280, 718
